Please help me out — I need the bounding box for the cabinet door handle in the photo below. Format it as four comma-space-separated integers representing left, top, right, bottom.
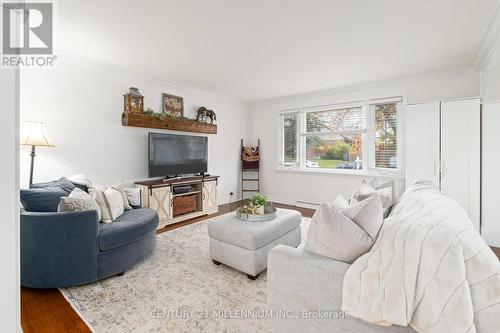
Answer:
203, 193, 205, 200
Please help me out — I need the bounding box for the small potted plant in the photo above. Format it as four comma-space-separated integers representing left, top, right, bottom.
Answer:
249, 193, 267, 215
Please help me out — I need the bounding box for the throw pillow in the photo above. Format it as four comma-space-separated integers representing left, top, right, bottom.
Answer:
355, 181, 376, 197
112, 179, 133, 210
61, 188, 101, 220
368, 178, 393, 190
124, 188, 141, 207
20, 187, 68, 212
29, 180, 56, 189
29, 177, 75, 195
305, 203, 375, 264
66, 174, 93, 192
58, 197, 101, 221
88, 185, 125, 223
331, 194, 349, 211
353, 179, 395, 217
342, 195, 384, 239
51, 177, 76, 194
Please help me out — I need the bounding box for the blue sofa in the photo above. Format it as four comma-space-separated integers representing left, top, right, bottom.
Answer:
21, 207, 159, 288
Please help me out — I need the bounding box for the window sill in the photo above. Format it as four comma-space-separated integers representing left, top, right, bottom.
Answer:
276, 166, 404, 179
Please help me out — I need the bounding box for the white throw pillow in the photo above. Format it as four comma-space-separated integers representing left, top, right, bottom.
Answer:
88, 185, 125, 223
124, 188, 141, 206
306, 203, 376, 264
368, 178, 393, 190
353, 179, 395, 217
342, 195, 384, 239
112, 179, 133, 210
66, 174, 93, 187
331, 194, 349, 211
356, 181, 377, 196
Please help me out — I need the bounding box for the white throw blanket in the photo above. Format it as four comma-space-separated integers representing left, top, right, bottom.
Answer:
342, 182, 500, 333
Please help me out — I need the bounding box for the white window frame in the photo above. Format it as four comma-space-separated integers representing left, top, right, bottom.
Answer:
300, 102, 367, 173
277, 97, 405, 177
277, 109, 300, 168
367, 97, 404, 176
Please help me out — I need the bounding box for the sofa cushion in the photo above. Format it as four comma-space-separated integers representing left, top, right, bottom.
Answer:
98, 208, 158, 251
20, 187, 68, 212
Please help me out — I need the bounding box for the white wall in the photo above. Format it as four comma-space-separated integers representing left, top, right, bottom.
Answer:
249, 69, 479, 206
0, 68, 20, 330
20, 53, 250, 204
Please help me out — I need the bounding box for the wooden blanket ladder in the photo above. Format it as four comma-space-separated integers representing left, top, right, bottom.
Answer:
241, 139, 260, 200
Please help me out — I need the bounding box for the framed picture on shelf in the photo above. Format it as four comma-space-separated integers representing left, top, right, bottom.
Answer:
162, 93, 184, 117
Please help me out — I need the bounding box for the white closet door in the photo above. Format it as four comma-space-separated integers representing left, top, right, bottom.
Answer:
441, 98, 480, 230
482, 103, 500, 246
406, 103, 440, 188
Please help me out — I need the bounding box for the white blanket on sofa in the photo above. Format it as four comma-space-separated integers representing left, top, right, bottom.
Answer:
342, 182, 500, 333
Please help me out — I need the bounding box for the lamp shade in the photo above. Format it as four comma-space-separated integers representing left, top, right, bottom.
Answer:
20, 121, 55, 147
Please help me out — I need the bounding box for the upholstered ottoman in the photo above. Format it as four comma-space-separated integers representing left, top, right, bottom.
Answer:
208, 208, 302, 279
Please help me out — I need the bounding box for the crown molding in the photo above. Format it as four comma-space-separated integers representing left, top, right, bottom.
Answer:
52, 49, 247, 103
472, 2, 500, 70
250, 66, 475, 106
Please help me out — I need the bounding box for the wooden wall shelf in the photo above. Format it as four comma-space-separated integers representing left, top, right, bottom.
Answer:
122, 112, 217, 134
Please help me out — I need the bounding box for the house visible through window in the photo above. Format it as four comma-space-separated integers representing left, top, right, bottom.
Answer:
279, 98, 402, 173
304, 106, 365, 170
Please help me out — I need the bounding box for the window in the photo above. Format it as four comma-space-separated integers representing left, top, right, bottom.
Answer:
303, 106, 365, 170
373, 102, 399, 169
278, 97, 402, 174
279, 112, 298, 166
305, 134, 362, 169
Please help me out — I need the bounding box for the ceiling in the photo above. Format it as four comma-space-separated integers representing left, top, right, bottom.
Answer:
57, 0, 499, 102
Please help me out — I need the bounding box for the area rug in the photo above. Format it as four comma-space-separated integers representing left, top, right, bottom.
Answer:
61, 212, 311, 332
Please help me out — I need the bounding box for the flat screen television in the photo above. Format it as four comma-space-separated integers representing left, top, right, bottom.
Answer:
148, 133, 208, 178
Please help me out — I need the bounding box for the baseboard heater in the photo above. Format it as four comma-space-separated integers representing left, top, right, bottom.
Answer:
295, 200, 320, 209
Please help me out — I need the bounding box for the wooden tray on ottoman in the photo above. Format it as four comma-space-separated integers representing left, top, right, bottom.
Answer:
173, 194, 197, 216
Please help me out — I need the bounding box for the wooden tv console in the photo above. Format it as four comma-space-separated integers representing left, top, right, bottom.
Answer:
135, 175, 219, 229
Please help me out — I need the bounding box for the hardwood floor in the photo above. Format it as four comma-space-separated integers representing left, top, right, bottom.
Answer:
492, 246, 500, 259
21, 201, 314, 333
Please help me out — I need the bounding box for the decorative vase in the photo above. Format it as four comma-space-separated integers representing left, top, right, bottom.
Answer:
256, 205, 264, 215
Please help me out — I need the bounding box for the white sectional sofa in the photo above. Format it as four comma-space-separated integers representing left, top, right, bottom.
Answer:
267, 243, 416, 332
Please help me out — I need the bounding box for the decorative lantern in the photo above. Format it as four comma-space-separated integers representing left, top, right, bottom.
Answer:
123, 87, 144, 113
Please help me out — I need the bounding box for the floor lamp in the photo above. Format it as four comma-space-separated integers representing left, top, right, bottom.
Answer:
20, 121, 55, 186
